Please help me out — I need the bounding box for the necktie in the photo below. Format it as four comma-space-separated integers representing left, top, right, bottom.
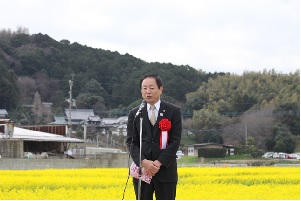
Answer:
150, 105, 156, 126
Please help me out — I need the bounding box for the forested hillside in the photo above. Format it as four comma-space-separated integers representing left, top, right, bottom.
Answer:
184, 71, 299, 153
0, 28, 299, 154
0, 29, 221, 116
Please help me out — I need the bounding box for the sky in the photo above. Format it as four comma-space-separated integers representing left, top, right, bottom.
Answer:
1, 0, 300, 75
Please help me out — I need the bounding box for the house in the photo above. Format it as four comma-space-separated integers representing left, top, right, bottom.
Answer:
0, 120, 84, 158
184, 143, 235, 156
101, 118, 118, 127
64, 109, 95, 125
101, 116, 128, 136
0, 109, 8, 119
86, 115, 102, 125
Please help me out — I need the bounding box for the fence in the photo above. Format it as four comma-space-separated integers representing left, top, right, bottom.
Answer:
0, 153, 130, 170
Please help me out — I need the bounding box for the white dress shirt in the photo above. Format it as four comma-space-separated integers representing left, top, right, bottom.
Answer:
147, 100, 161, 122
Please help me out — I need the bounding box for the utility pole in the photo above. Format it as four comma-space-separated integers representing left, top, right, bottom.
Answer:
68, 74, 74, 137
245, 123, 248, 147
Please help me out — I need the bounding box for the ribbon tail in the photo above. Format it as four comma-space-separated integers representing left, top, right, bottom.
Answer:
160, 131, 168, 149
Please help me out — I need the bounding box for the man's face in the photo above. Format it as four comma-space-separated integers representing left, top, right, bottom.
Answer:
141, 77, 163, 105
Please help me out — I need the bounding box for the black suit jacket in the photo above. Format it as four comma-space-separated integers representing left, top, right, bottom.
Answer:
127, 100, 182, 182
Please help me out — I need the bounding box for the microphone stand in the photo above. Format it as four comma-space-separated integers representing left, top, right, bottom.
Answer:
137, 115, 143, 200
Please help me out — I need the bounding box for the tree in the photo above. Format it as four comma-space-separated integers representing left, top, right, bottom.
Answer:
82, 79, 108, 97
222, 106, 275, 150
34, 71, 51, 100
230, 92, 257, 116
273, 102, 300, 135
17, 76, 36, 104
273, 140, 286, 152
198, 129, 223, 144
185, 87, 208, 111
33, 91, 43, 124
76, 93, 106, 111
0, 75, 19, 109
270, 123, 296, 153
192, 109, 223, 143
10, 33, 30, 47
192, 109, 222, 130
76, 79, 108, 111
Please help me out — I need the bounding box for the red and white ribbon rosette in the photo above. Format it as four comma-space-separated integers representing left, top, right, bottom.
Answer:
158, 118, 171, 149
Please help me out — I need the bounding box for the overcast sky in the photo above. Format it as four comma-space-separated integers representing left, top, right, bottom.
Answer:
1, 0, 300, 75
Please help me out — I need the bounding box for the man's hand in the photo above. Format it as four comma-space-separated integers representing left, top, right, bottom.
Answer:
141, 159, 161, 176
153, 160, 162, 169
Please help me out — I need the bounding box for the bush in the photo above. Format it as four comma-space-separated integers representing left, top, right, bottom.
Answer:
250, 149, 264, 158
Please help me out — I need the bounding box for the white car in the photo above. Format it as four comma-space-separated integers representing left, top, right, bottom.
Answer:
272, 152, 287, 159
176, 151, 184, 158
262, 152, 274, 158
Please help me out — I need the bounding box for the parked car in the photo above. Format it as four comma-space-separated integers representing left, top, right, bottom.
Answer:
287, 153, 298, 159
176, 150, 184, 158
287, 153, 300, 160
272, 152, 287, 159
262, 152, 274, 158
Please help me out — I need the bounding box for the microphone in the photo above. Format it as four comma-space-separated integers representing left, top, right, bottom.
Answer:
135, 100, 145, 118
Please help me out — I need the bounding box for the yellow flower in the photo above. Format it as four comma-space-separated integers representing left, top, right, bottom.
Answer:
0, 167, 299, 200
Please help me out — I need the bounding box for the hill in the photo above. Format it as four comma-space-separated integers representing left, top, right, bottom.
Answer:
0, 29, 224, 115
0, 28, 299, 154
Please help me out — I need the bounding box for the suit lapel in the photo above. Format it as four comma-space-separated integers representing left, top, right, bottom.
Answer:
153, 101, 167, 137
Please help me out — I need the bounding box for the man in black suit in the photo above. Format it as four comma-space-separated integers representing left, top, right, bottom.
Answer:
127, 74, 182, 200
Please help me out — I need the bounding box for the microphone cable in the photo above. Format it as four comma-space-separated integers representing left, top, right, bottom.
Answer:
121, 114, 137, 200
122, 100, 145, 199
121, 150, 132, 200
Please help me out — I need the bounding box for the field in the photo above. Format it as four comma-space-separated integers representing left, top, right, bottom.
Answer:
0, 167, 299, 200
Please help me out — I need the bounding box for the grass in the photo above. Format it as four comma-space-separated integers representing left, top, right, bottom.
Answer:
177, 154, 253, 163
177, 156, 202, 164
177, 154, 300, 165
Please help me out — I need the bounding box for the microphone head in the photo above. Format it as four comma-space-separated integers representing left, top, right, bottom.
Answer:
135, 100, 145, 117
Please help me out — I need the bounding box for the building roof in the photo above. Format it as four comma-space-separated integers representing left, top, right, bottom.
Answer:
101, 116, 128, 126
0, 127, 84, 143
87, 115, 101, 122
48, 116, 67, 125
101, 118, 118, 124
65, 109, 95, 120
0, 109, 8, 116
117, 116, 128, 124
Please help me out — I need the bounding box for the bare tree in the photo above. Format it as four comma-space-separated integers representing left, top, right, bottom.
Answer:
0, 28, 13, 40
0, 26, 29, 40
221, 105, 274, 150
33, 91, 43, 124
18, 76, 36, 104
16, 26, 29, 34
34, 72, 50, 100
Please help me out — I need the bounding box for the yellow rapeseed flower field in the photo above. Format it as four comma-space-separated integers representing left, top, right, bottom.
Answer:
0, 167, 299, 200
